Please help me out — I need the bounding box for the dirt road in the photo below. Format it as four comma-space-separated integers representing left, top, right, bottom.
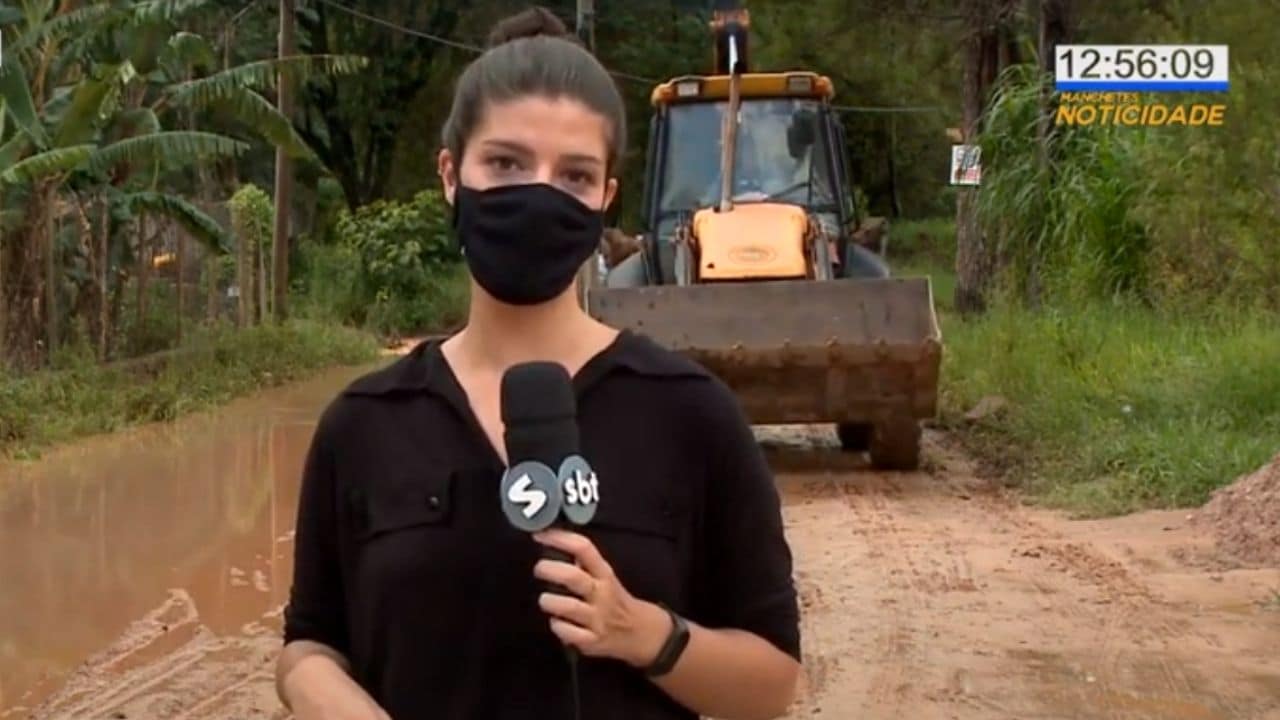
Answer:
5, 420, 1278, 719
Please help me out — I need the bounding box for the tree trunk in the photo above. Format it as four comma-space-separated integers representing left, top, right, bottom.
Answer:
207, 253, 219, 323
7, 189, 50, 369
107, 265, 126, 360
177, 230, 186, 344
256, 233, 267, 325
272, 0, 296, 324
954, 2, 987, 315
0, 227, 7, 362
44, 185, 58, 357
887, 115, 903, 218
237, 217, 249, 328
98, 197, 109, 360
1029, 0, 1073, 306
135, 217, 152, 349
953, 0, 1011, 316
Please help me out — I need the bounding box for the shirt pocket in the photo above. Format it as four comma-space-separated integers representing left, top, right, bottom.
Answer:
347, 471, 454, 541
345, 471, 469, 593
584, 489, 686, 606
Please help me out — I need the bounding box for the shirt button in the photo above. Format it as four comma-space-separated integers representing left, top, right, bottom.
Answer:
428, 495, 441, 509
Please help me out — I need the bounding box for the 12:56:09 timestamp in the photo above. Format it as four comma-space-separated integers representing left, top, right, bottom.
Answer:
1055, 45, 1229, 92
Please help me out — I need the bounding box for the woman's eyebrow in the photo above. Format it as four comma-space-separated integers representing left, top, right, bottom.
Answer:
561, 153, 603, 166
479, 139, 534, 156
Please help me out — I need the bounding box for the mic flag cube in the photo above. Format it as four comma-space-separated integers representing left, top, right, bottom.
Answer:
557, 454, 599, 526
500, 460, 563, 532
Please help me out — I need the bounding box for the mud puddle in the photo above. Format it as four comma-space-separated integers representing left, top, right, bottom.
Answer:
0, 363, 381, 718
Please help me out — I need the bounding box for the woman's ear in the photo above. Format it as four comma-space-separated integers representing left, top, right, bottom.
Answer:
438, 148, 457, 206
602, 177, 619, 213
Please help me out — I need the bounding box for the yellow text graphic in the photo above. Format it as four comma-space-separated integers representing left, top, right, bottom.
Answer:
1055, 103, 1226, 126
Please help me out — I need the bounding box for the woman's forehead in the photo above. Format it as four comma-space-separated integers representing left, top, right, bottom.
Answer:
472, 95, 610, 162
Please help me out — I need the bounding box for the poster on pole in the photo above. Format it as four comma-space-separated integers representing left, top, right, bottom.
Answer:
950, 144, 981, 186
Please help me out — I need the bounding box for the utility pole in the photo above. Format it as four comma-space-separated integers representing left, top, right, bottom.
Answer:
576, 0, 595, 52
271, 0, 296, 323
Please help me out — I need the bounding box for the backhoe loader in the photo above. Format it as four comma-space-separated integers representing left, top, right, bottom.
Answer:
585, 2, 941, 470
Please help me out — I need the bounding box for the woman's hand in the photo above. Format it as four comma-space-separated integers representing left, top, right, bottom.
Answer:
532, 528, 671, 667
280, 649, 392, 720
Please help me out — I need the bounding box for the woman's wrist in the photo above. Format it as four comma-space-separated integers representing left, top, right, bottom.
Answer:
621, 598, 674, 669
280, 651, 346, 707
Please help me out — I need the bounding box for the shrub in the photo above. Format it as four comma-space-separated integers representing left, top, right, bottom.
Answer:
299, 189, 468, 336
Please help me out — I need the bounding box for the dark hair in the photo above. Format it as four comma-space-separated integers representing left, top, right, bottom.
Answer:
440, 6, 627, 175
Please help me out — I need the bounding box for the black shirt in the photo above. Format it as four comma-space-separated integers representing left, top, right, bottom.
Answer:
283, 329, 800, 719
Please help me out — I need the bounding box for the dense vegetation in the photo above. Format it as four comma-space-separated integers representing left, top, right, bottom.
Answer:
932, 1, 1280, 514
2, 0, 1276, 511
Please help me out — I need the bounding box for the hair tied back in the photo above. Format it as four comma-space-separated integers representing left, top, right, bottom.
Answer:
486, 6, 580, 48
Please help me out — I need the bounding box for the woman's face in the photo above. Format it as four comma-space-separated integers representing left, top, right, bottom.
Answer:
439, 95, 618, 211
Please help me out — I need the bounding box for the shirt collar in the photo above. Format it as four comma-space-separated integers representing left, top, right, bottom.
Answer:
340, 328, 709, 399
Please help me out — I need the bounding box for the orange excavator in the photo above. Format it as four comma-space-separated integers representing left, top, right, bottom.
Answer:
585, 1, 941, 470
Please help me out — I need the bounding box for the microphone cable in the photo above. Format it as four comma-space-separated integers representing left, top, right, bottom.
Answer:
566, 647, 582, 720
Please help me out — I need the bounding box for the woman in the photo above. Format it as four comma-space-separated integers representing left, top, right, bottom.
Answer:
275, 8, 801, 720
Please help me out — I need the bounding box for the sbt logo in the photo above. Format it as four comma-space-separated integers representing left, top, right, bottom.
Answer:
563, 468, 599, 506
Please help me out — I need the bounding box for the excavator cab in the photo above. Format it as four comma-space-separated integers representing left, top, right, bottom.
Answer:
585, 3, 941, 470
636, 74, 854, 287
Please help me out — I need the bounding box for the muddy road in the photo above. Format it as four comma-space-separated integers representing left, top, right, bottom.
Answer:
2, 364, 1278, 719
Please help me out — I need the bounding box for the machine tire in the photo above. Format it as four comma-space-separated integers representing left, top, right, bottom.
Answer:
869, 420, 922, 471
836, 422, 873, 451
843, 242, 890, 279
604, 251, 649, 288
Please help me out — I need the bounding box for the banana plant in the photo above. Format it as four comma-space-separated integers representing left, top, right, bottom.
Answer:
0, 0, 368, 365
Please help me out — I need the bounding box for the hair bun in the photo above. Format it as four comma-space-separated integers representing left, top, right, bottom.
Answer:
486, 6, 577, 48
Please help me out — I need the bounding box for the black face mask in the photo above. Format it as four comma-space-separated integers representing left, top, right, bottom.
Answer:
452, 182, 604, 306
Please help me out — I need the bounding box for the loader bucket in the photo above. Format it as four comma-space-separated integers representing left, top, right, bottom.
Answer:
586, 276, 942, 428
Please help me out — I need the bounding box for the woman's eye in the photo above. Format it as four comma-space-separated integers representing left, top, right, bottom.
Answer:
487, 156, 519, 172
565, 170, 595, 186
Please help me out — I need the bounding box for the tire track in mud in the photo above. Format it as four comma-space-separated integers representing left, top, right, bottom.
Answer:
954, 474, 1272, 720
843, 474, 917, 713
12, 430, 1280, 720
976, 478, 1242, 720
778, 438, 1025, 718
779, 433, 1280, 720
1029, 537, 1253, 720
14, 592, 286, 720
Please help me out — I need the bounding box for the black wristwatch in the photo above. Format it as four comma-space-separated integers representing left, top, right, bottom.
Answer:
642, 603, 690, 677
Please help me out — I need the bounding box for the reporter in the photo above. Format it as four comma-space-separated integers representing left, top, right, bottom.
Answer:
276, 7, 801, 719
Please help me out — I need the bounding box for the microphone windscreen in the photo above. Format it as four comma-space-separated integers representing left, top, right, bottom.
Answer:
500, 362, 575, 425
500, 362, 579, 469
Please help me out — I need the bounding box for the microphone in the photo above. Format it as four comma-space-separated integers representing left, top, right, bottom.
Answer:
498, 361, 601, 719
498, 362, 601, 590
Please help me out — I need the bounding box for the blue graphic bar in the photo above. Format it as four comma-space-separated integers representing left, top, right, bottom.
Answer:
1056, 80, 1229, 92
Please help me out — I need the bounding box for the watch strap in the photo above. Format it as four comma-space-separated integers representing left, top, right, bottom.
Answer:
642, 603, 690, 677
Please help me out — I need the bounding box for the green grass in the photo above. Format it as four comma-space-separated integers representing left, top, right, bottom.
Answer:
890, 217, 956, 268
0, 320, 381, 460
889, 216, 957, 313
880, 215, 1280, 512
882, 217, 1280, 516
935, 285, 1280, 517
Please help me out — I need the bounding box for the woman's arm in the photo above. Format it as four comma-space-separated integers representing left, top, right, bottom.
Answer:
535, 530, 801, 720
277, 641, 390, 720
275, 402, 391, 719
625, 596, 800, 719
534, 377, 803, 718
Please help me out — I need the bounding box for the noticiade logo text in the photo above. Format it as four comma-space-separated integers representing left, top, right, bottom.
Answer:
1055, 92, 1226, 127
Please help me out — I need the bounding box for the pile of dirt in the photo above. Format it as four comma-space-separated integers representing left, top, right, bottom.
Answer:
1197, 452, 1280, 567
